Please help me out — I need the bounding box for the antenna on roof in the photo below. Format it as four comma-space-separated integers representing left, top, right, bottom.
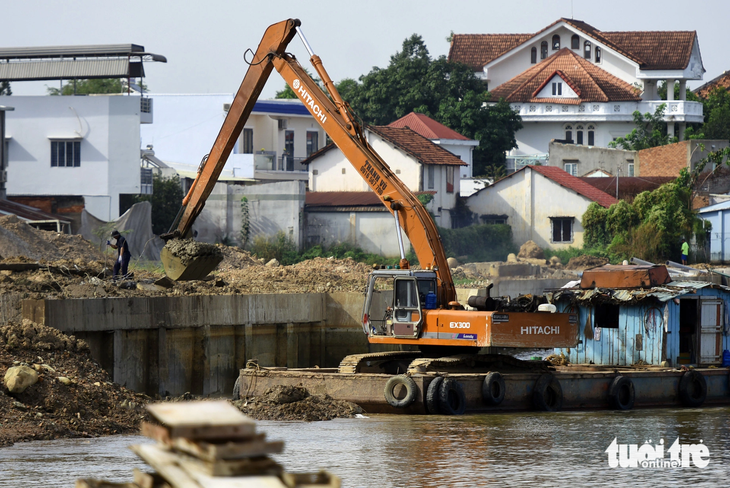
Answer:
571, 0, 574, 19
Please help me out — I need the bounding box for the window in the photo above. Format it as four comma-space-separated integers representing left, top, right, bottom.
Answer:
551, 217, 573, 243
576, 125, 584, 145
242, 128, 253, 154
306, 131, 319, 157
571, 34, 580, 49
446, 167, 454, 193
50, 140, 80, 167
552, 35, 560, 50
540, 41, 548, 59
587, 125, 595, 146
480, 214, 508, 225
627, 161, 635, 177
552, 82, 562, 96
565, 125, 573, 142
595, 46, 601, 63
595, 304, 619, 328
564, 162, 578, 176
531, 47, 537, 64
282, 130, 294, 170
341, 167, 346, 174
584, 41, 592, 59
427, 165, 435, 190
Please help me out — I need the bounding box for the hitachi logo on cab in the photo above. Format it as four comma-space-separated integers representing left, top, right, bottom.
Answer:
520, 326, 560, 335
293, 79, 327, 124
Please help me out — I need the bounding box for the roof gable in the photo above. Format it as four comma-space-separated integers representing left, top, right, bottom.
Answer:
532, 70, 581, 98
387, 112, 472, 141
529, 165, 617, 207
368, 126, 467, 166
448, 18, 697, 72
489, 49, 640, 103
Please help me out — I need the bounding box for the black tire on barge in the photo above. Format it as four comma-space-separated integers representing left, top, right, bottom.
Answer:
482, 372, 506, 406
607, 375, 635, 410
384, 374, 418, 408
439, 378, 467, 415
678, 370, 707, 407
533, 373, 563, 412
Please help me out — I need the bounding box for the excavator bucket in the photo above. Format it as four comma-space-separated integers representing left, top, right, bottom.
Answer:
160, 240, 224, 281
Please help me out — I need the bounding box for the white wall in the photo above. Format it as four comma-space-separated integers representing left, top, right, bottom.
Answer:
466, 167, 593, 249
1, 95, 142, 220
305, 210, 410, 258
437, 140, 475, 178
512, 120, 637, 155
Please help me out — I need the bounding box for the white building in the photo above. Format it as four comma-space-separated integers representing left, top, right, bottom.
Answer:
387, 112, 478, 179
307, 126, 466, 229
140, 95, 327, 182
2, 94, 148, 221
449, 18, 706, 169
466, 165, 617, 250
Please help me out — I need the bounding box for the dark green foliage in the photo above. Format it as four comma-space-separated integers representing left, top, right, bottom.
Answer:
250, 231, 299, 265
48, 79, 124, 95
338, 35, 521, 177
581, 203, 610, 248
438, 224, 516, 263
0, 81, 11, 96
133, 174, 184, 235
251, 234, 399, 267
698, 87, 730, 141
608, 104, 677, 150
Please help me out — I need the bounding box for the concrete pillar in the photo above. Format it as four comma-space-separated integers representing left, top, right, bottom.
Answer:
667, 121, 675, 138
678, 123, 686, 141
679, 80, 687, 101
667, 80, 675, 101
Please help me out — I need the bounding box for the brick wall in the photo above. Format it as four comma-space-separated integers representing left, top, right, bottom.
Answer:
637, 141, 690, 176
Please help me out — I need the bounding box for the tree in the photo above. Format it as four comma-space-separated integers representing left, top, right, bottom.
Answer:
339, 35, 521, 176
698, 87, 730, 140
608, 104, 676, 151
133, 174, 184, 235
46, 78, 145, 95
0, 81, 11, 96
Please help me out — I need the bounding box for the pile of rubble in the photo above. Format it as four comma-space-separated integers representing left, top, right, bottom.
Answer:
0, 319, 149, 447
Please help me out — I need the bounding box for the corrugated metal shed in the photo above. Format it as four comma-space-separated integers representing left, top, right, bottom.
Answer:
0, 44, 166, 82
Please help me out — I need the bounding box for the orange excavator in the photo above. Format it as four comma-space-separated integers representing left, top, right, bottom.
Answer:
161, 19, 578, 355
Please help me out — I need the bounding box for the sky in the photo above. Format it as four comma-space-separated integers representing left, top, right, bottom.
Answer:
4, 0, 729, 98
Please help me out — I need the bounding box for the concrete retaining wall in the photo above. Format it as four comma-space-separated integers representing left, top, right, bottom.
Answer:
22, 293, 369, 397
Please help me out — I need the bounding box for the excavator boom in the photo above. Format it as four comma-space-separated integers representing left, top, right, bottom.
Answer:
162, 18, 455, 305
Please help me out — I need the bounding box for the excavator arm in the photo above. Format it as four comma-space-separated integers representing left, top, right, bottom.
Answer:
164, 19, 456, 306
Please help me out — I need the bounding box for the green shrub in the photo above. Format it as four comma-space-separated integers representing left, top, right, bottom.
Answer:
438, 224, 516, 263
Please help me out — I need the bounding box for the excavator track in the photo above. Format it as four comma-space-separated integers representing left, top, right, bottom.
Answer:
338, 351, 423, 374
407, 354, 554, 375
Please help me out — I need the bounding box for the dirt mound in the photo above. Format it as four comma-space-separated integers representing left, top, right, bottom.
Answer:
0, 320, 149, 447
517, 240, 544, 259
565, 255, 609, 270
0, 215, 104, 263
233, 385, 362, 421
218, 246, 261, 272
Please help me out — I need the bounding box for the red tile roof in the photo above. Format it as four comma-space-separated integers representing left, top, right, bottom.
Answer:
528, 165, 618, 207
694, 71, 730, 99
387, 112, 472, 141
578, 176, 674, 200
489, 49, 641, 103
448, 18, 696, 71
368, 126, 467, 166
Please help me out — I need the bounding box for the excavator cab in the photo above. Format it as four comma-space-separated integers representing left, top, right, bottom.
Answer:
363, 270, 438, 339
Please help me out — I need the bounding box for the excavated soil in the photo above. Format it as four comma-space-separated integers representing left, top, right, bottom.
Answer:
164, 239, 223, 265
517, 240, 544, 259
232, 385, 363, 421
0, 320, 150, 447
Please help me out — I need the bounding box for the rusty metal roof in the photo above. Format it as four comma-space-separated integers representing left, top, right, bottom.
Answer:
552, 280, 730, 305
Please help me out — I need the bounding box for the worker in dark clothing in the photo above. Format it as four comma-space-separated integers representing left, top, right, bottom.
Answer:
108, 230, 131, 279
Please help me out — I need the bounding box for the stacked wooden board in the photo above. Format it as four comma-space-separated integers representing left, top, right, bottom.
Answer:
76, 400, 340, 488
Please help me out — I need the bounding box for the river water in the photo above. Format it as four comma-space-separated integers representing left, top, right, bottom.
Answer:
1, 407, 728, 487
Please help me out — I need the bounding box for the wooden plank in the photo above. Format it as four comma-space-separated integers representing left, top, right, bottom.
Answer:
171, 436, 283, 462
75, 480, 140, 488
132, 469, 171, 488
130, 444, 202, 488
146, 401, 256, 440
175, 451, 283, 477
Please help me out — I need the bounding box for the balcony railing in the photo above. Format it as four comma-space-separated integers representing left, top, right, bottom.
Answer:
513, 100, 703, 122
254, 151, 307, 172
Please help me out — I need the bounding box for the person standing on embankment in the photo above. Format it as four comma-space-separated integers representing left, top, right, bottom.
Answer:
108, 230, 131, 279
